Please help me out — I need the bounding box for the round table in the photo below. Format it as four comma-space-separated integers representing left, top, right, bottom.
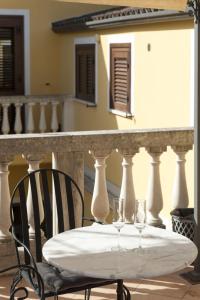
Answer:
42, 224, 197, 280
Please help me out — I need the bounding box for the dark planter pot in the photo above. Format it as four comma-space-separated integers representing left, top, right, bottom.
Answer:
170, 208, 194, 241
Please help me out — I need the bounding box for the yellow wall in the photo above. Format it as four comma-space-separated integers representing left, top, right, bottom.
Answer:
9, 161, 51, 193
61, 20, 193, 129
0, 0, 109, 95
58, 19, 194, 222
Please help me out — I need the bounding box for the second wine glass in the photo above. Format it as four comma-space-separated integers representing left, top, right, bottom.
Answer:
134, 199, 146, 250
112, 198, 124, 251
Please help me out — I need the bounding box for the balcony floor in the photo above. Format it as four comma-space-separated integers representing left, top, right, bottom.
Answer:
1, 267, 200, 299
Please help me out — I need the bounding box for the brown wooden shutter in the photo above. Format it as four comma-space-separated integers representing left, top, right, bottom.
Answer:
0, 16, 24, 96
110, 44, 131, 113
76, 44, 95, 103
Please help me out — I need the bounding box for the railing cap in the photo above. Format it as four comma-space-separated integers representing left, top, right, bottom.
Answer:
0, 127, 193, 156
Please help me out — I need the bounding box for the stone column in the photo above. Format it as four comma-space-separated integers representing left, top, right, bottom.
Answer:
51, 101, 59, 132
146, 146, 166, 228
90, 150, 110, 223
171, 145, 192, 209
39, 101, 48, 133
23, 154, 44, 238
14, 102, 23, 134
0, 155, 13, 241
52, 151, 84, 234
26, 102, 35, 133
119, 148, 139, 223
2, 103, 10, 134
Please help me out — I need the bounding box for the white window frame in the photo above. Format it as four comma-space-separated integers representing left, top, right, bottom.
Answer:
0, 9, 30, 95
107, 34, 135, 117
74, 36, 98, 106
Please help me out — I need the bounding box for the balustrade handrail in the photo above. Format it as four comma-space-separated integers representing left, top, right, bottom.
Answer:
0, 127, 193, 156
0, 94, 68, 104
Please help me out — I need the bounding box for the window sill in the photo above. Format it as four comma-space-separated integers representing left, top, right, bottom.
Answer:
71, 97, 97, 107
109, 109, 133, 118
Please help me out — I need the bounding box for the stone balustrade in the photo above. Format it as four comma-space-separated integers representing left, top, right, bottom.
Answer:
0, 95, 68, 134
0, 127, 193, 269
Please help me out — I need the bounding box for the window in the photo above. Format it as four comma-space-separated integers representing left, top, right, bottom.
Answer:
110, 43, 131, 113
75, 44, 95, 103
0, 16, 24, 95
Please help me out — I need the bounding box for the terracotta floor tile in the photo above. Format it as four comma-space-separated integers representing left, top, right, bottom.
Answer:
182, 293, 200, 300
182, 284, 200, 300
132, 290, 181, 300
1, 270, 200, 300
136, 273, 190, 299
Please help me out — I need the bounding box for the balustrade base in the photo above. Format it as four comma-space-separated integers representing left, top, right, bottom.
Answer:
125, 220, 134, 224
0, 238, 47, 276
0, 236, 12, 243
154, 224, 166, 229
147, 223, 166, 229
0, 240, 18, 275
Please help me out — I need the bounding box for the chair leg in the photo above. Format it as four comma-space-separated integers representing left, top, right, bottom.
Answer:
84, 289, 91, 300
123, 284, 131, 300
117, 280, 123, 300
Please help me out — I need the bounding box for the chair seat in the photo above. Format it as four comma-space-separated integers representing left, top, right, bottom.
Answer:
36, 262, 116, 295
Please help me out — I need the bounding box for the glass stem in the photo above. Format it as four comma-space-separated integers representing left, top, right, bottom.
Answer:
118, 229, 121, 251
117, 229, 121, 274
139, 229, 142, 249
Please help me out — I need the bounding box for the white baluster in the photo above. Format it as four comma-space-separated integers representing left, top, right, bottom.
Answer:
2, 103, 10, 134
51, 101, 59, 132
26, 102, 35, 133
119, 148, 139, 223
14, 102, 23, 134
172, 145, 192, 209
90, 150, 110, 223
39, 101, 48, 133
146, 146, 166, 228
62, 97, 74, 131
0, 155, 13, 241
23, 154, 44, 238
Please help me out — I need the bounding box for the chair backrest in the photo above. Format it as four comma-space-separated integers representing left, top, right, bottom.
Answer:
10, 168, 84, 265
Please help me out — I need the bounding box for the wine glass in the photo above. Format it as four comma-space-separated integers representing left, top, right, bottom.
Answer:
134, 199, 146, 250
112, 198, 124, 251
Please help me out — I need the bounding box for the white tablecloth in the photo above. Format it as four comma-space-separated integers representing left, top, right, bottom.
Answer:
42, 224, 197, 280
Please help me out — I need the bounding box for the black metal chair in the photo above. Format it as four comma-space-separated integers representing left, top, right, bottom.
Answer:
9, 168, 130, 300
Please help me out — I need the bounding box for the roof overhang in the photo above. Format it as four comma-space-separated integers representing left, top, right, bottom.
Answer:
55, 0, 188, 11
52, 8, 191, 33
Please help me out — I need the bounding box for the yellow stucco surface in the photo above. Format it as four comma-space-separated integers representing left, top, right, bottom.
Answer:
0, 0, 108, 94
58, 19, 194, 221
61, 20, 193, 129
